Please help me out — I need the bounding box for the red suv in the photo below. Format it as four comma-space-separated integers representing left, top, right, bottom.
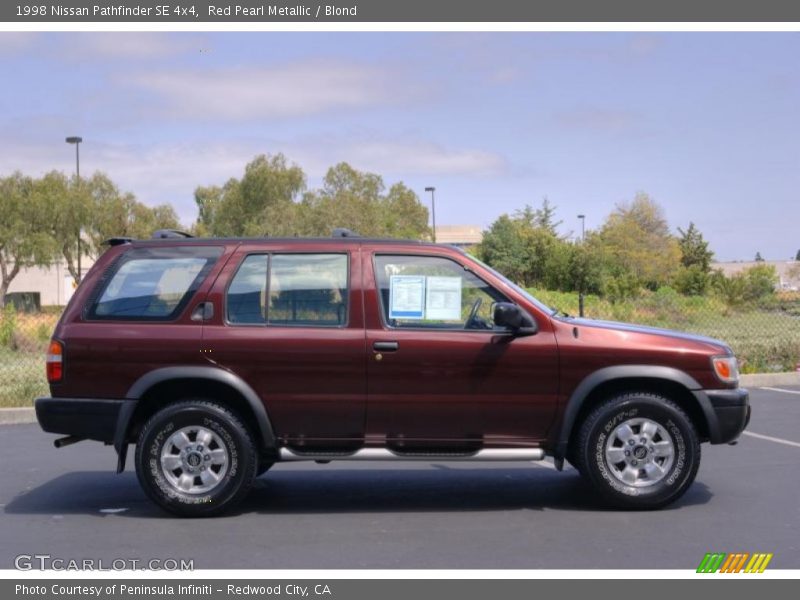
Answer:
35, 231, 749, 516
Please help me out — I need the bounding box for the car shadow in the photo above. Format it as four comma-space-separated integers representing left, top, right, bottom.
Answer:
3, 466, 713, 518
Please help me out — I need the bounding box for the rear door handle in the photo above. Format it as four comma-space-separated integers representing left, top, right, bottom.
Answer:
373, 341, 399, 352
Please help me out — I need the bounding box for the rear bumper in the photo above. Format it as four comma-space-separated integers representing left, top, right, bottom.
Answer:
700, 388, 750, 444
35, 397, 135, 444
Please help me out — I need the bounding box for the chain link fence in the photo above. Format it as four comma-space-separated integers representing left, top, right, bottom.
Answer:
2, 291, 799, 407
535, 287, 800, 375
0, 307, 57, 407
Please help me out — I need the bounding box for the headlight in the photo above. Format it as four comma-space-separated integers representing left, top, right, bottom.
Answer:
711, 355, 739, 384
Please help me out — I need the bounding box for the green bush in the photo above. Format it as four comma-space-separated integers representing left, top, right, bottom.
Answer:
742, 264, 779, 302
524, 287, 800, 374
0, 303, 17, 348
673, 265, 709, 295
601, 273, 641, 303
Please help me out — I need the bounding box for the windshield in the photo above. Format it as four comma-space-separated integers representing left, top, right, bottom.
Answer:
461, 251, 554, 315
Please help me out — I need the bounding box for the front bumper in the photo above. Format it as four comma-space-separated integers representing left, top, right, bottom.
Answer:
35, 397, 136, 444
699, 387, 750, 444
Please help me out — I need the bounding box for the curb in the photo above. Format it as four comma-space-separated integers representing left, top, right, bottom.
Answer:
0, 407, 37, 425
0, 373, 797, 426
740, 372, 800, 388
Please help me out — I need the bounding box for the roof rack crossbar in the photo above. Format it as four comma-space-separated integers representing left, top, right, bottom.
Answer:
331, 228, 360, 238
104, 237, 133, 246
151, 229, 194, 240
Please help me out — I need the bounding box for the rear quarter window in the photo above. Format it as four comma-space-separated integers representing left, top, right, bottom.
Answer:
86, 246, 223, 321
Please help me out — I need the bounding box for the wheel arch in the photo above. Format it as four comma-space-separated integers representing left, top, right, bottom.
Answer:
115, 367, 277, 471
553, 366, 717, 468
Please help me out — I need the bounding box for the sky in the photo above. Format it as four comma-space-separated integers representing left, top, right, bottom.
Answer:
0, 31, 798, 261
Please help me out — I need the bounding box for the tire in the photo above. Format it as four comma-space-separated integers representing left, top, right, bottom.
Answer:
575, 392, 700, 509
135, 399, 257, 517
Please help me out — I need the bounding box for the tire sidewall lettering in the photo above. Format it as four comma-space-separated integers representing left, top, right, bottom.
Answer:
587, 400, 695, 502
143, 410, 242, 507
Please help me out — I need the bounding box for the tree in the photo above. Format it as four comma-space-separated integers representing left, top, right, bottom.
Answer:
712, 265, 778, 308
514, 197, 562, 237
196, 155, 430, 240
594, 193, 681, 290
478, 199, 568, 288
677, 222, 713, 271
674, 222, 714, 295
476, 215, 532, 285
673, 265, 710, 295
795, 249, 800, 261
195, 153, 306, 237
299, 163, 430, 239
541, 237, 603, 294
35, 170, 180, 272
0, 172, 59, 307
741, 264, 778, 301
38, 171, 91, 283
382, 183, 431, 240
754, 251, 764, 262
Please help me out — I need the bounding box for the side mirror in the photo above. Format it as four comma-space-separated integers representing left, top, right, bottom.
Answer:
493, 302, 538, 336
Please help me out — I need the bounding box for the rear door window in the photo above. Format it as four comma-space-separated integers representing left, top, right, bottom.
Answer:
225, 253, 349, 327
268, 254, 348, 326
87, 246, 222, 321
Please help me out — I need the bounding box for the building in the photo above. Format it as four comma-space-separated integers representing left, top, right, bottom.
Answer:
434, 225, 483, 249
712, 260, 800, 291
6, 227, 486, 308
6, 259, 94, 307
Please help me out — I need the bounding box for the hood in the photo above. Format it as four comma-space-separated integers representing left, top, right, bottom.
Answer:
566, 317, 732, 354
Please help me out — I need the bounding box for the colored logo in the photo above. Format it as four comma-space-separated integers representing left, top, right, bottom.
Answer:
697, 552, 773, 573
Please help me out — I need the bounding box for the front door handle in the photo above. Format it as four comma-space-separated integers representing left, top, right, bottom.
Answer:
373, 341, 399, 352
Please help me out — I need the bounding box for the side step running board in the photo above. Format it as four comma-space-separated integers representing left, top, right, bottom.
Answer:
279, 447, 545, 462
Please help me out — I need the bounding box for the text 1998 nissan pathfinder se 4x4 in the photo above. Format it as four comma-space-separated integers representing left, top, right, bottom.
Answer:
35, 229, 750, 516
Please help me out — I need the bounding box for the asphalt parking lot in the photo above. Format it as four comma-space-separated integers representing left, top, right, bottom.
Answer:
1, 386, 798, 570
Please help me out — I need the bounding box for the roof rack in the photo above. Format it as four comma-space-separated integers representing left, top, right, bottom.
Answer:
104, 237, 133, 246
152, 229, 194, 240
331, 228, 360, 238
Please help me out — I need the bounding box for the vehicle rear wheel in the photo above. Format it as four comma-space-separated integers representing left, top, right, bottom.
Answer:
135, 399, 257, 517
575, 392, 700, 509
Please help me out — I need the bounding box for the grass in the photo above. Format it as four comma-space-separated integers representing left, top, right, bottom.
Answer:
0, 312, 58, 408
531, 288, 800, 374
0, 346, 47, 407
1, 293, 799, 407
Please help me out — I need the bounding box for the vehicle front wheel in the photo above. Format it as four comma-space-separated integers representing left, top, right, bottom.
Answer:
135, 399, 257, 517
575, 392, 700, 509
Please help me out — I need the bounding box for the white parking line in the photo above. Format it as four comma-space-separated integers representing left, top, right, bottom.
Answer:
742, 431, 800, 449
761, 387, 800, 395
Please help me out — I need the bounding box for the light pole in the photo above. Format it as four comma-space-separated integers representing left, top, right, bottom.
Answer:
66, 136, 82, 283
424, 186, 436, 243
577, 214, 586, 317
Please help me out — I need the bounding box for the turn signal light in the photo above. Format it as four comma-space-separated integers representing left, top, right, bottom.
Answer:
712, 355, 739, 384
46, 340, 63, 383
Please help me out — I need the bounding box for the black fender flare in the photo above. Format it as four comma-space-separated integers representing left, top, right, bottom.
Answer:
553, 365, 718, 468
114, 366, 277, 470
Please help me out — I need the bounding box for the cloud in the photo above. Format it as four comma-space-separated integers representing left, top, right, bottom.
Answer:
488, 65, 523, 85
128, 61, 414, 120
334, 140, 508, 177
0, 133, 506, 226
59, 33, 203, 60
554, 108, 641, 133
0, 33, 38, 55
